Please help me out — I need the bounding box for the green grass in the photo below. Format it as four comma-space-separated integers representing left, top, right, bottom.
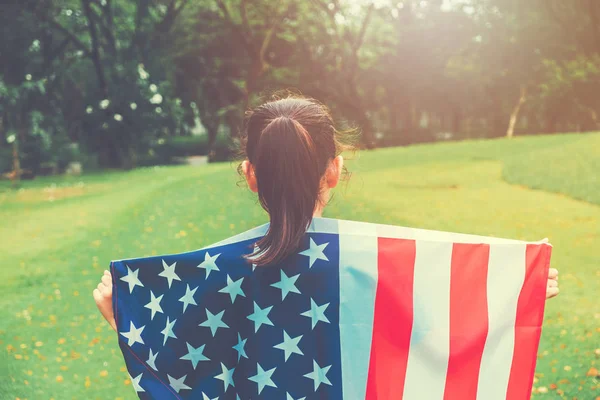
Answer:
503, 133, 600, 205
1, 132, 598, 399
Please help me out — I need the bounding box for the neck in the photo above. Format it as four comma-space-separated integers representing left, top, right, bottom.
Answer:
313, 191, 329, 218
313, 204, 324, 218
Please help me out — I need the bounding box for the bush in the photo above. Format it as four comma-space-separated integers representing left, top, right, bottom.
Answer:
149, 134, 237, 164
137, 149, 176, 167
78, 151, 100, 172
153, 136, 209, 159
20, 134, 51, 174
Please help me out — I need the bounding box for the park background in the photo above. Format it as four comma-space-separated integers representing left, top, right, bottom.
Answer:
0, 0, 599, 399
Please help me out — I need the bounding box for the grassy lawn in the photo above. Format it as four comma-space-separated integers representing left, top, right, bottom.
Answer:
1, 132, 598, 399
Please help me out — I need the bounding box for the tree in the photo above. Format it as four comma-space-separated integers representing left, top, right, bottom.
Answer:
2, 0, 600, 175
213, 0, 296, 112
289, 0, 380, 147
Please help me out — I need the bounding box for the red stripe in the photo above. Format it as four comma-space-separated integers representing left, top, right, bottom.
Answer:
506, 244, 551, 399
365, 238, 416, 400
443, 244, 490, 400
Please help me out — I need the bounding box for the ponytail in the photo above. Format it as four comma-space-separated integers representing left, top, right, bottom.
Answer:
241, 97, 346, 266
250, 116, 321, 266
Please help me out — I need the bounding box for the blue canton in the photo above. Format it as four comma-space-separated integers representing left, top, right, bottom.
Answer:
112, 232, 342, 399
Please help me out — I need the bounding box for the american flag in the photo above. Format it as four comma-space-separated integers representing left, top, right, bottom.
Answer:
111, 217, 551, 400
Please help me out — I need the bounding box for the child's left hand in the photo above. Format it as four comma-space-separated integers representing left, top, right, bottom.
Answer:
93, 270, 117, 332
547, 268, 559, 299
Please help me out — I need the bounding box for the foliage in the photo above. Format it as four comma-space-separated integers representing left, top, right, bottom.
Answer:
538, 55, 600, 131
1, 0, 600, 173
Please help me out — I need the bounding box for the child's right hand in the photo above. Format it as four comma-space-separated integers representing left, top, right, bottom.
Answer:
93, 270, 117, 332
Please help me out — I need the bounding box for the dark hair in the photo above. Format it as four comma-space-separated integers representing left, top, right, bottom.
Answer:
240, 96, 352, 266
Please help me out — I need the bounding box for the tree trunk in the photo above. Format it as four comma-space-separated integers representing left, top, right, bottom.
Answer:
103, 0, 117, 55
546, 109, 558, 133
242, 56, 265, 113
583, 106, 600, 131
389, 100, 399, 134
452, 107, 462, 136
131, 0, 150, 64
11, 138, 21, 188
386, 90, 401, 143
589, 0, 600, 53
206, 124, 219, 162
128, 147, 138, 170
10, 116, 27, 187
356, 108, 375, 149
81, 0, 108, 97
402, 98, 414, 144
200, 114, 219, 152
224, 109, 242, 139
506, 85, 527, 138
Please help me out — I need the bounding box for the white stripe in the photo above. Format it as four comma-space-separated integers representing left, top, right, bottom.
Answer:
376, 222, 521, 244
338, 219, 378, 400
202, 224, 269, 249
316, 217, 526, 244
476, 244, 526, 400
402, 241, 452, 400
112, 224, 269, 263
308, 217, 340, 234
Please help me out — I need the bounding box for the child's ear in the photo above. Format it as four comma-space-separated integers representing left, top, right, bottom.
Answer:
327, 156, 344, 189
242, 160, 258, 193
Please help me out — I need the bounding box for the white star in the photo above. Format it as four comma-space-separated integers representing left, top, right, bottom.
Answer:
161, 317, 177, 345
304, 360, 332, 391
144, 291, 163, 320
232, 333, 248, 361
287, 393, 306, 400
199, 309, 229, 336
178, 284, 198, 312
158, 260, 181, 288
274, 330, 304, 361
130, 373, 144, 393
299, 238, 329, 268
271, 270, 301, 300
219, 275, 245, 303
215, 362, 235, 392
197, 251, 220, 278
167, 374, 191, 393
202, 393, 218, 400
147, 349, 158, 371
248, 363, 277, 394
120, 265, 144, 293
301, 298, 330, 329
247, 302, 274, 333
180, 342, 209, 369
120, 321, 145, 346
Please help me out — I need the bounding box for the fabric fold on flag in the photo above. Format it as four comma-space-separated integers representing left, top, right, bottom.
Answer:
111, 217, 551, 400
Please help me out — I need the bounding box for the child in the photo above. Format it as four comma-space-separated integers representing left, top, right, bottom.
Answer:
94, 96, 559, 399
